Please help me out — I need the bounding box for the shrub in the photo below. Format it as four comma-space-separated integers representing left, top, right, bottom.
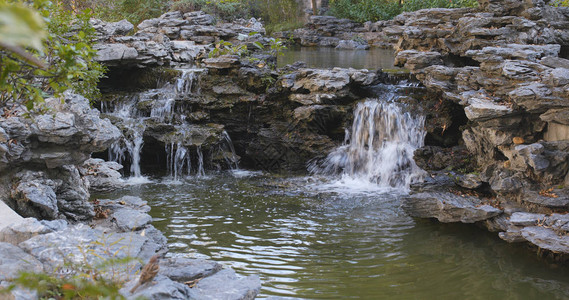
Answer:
329, 0, 479, 23
0, 0, 105, 112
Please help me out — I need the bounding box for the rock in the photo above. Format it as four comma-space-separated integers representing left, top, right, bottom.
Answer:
522, 190, 569, 209
113, 207, 152, 232
91, 19, 134, 37
521, 226, 569, 253
188, 269, 261, 300
0, 92, 121, 171
0, 242, 43, 281
10, 171, 59, 220
394, 50, 442, 70
123, 274, 191, 300
457, 174, 482, 189
79, 158, 125, 193
0, 217, 67, 245
203, 55, 241, 69
19, 224, 147, 272
540, 56, 569, 69
0, 200, 23, 231
545, 213, 569, 232
95, 43, 139, 62
159, 257, 222, 282
499, 230, 526, 243
540, 108, 569, 126
464, 97, 513, 121
509, 212, 546, 226
335, 40, 369, 50
402, 192, 502, 223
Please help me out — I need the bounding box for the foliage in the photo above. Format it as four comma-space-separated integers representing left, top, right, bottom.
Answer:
171, 0, 248, 21
0, 0, 105, 112
329, 0, 401, 22
552, 0, 569, 6
329, 0, 479, 22
208, 40, 249, 58
401, 0, 478, 11
245, 0, 304, 34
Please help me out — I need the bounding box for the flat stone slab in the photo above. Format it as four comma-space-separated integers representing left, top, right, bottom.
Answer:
521, 226, 569, 254
0, 217, 67, 245
160, 257, 222, 282
0, 242, 43, 281
123, 274, 191, 300
188, 269, 261, 300
509, 212, 546, 226
402, 191, 502, 223
19, 224, 147, 272
0, 201, 23, 231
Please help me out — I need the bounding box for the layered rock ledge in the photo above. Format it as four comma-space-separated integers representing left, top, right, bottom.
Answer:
383, 0, 569, 259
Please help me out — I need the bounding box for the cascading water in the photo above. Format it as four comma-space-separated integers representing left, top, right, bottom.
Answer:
310, 95, 426, 190
103, 68, 238, 180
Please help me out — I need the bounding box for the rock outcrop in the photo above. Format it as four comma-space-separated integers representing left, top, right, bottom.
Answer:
389, 0, 569, 258
0, 92, 121, 221
93, 11, 267, 68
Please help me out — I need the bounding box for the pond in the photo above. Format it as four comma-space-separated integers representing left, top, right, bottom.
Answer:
102, 173, 569, 299
277, 47, 397, 70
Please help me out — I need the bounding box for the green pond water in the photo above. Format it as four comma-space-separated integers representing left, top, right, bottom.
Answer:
278, 47, 397, 70
101, 172, 569, 299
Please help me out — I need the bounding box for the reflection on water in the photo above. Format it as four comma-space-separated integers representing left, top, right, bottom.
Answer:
278, 47, 397, 70
101, 173, 569, 299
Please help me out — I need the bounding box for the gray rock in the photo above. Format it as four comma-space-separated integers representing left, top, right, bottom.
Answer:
0, 242, 43, 281
123, 274, 191, 300
0, 281, 37, 300
160, 257, 222, 282
113, 208, 152, 232
19, 224, 147, 273
335, 40, 369, 50
540, 108, 569, 126
456, 174, 482, 189
509, 212, 546, 226
0, 217, 67, 245
79, 158, 125, 193
545, 213, 569, 232
91, 19, 134, 37
499, 230, 526, 243
95, 43, 139, 62
204, 56, 241, 69
521, 226, 569, 254
188, 268, 261, 300
464, 97, 513, 121
522, 191, 569, 209
540, 56, 569, 69
402, 192, 502, 223
10, 172, 58, 219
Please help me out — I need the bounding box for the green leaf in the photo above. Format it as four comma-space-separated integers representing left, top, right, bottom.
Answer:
0, 3, 47, 52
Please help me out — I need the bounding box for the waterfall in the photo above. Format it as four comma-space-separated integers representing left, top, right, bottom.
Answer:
220, 131, 239, 170
310, 99, 425, 190
104, 68, 204, 179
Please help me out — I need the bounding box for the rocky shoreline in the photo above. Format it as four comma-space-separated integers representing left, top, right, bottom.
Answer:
2, 0, 569, 298
0, 93, 260, 299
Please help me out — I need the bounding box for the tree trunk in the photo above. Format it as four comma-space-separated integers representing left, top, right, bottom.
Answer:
311, 0, 318, 15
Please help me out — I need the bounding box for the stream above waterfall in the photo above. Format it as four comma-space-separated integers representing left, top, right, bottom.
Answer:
98, 173, 569, 299
278, 47, 397, 69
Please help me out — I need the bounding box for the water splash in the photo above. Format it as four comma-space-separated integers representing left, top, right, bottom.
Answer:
309, 99, 425, 191
220, 131, 239, 170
